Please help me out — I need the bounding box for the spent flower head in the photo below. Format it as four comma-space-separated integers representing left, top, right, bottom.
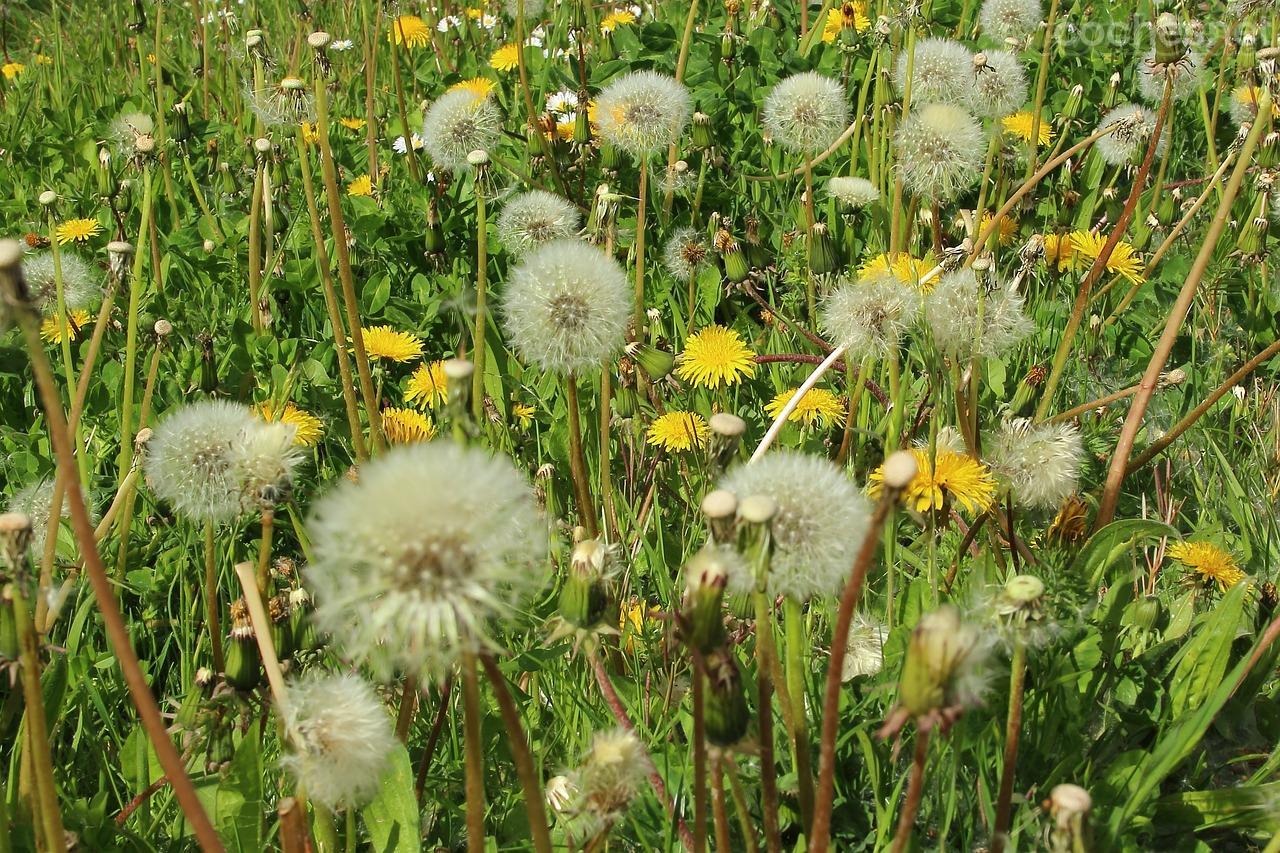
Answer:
594, 70, 692, 157
924, 268, 1033, 358
496, 191, 582, 257
894, 38, 973, 105
819, 271, 922, 360
146, 400, 259, 524
985, 418, 1084, 510
422, 88, 502, 171
762, 71, 849, 153
895, 103, 985, 199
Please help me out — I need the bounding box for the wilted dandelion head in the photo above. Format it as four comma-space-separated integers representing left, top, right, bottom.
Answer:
965, 50, 1027, 118
6, 478, 69, 554
1094, 103, 1168, 166
828, 176, 881, 208
1136, 48, 1203, 104
894, 38, 973, 105
819, 271, 922, 360
496, 191, 581, 257
232, 420, 305, 507
661, 227, 711, 282
305, 442, 545, 679
842, 613, 886, 681
20, 250, 99, 315
146, 400, 258, 524
573, 729, 648, 817
978, 0, 1042, 42
247, 77, 315, 127
924, 268, 1032, 358
111, 111, 155, 157
280, 672, 397, 811
421, 88, 502, 171
894, 103, 985, 199
986, 418, 1083, 510
501, 239, 631, 375
762, 71, 849, 153
594, 70, 692, 157
719, 451, 871, 601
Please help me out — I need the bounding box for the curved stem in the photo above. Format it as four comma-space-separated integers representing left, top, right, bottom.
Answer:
750, 345, 847, 463
480, 654, 553, 853
992, 639, 1028, 853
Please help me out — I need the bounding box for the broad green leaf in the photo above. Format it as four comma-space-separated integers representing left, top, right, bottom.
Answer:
1072, 518, 1180, 587
363, 744, 421, 853
1153, 781, 1280, 833
1168, 581, 1247, 717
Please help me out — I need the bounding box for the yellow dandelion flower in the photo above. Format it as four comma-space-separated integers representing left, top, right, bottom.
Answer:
490, 43, 520, 72
868, 447, 997, 514
390, 15, 432, 48
1167, 541, 1247, 590
646, 411, 710, 452
1042, 232, 1077, 271
449, 77, 496, 98
821, 1, 870, 42
512, 402, 535, 427
381, 407, 436, 444
600, 9, 637, 33
406, 359, 449, 408
360, 325, 423, 362
980, 212, 1019, 246
555, 120, 576, 141
347, 174, 374, 197
39, 309, 91, 344
2, 61, 25, 79
258, 402, 324, 447
1232, 85, 1280, 119
54, 218, 102, 245
858, 252, 936, 290
675, 325, 757, 388
339, 117, 367, 131
34, 55, 53, 66
1047, 494, 1089, 545
1002, 111, 1053, 146
1069, 230, 1146, 284
764, 387, 845, 428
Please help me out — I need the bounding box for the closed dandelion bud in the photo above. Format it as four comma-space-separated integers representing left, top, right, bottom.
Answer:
898, 605, 981, 718
701, 490, 739, 544
172, 102, 191, 144
269, 593, 294, 660
1237, 34, 1258, 78
1129, 594, 1163, 632
1008, 365, 1044, 414
625, 341, 675, 380
612, 385, 638, 419
572, 105, 591, 145
807, 222, 839, 274
560, 538, 611, 628
1236, 208, 1267, 256
0, 512, 33, 575
1063, 84, 1084, 121
425, 199, 445, 254
224, 624, 262, 691
0, 586, 17, 660
682, 546, 729, 652
716, 229, 749, 282
443, 358, 474, 422
1155, 191, 1177, 227
598, 29, 616, 62
207, 723, 236, 770
288, 588, 319, 651
1048, 784, 1093, 853
691, 112, 714, 150
703, 647, 750, 746
1153, 13, 1186, 66
1103, 72, 1122, 109
708, 413, 746, 475
720, 31, 736, 62
995, 574, 1046, 631
600, 141, 621, 170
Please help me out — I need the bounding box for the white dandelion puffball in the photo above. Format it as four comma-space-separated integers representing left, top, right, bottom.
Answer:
894, 38, 973, 105
305, 442, 545, 679
1094, 103, 1169, 166
966, 51, 1028, 119
21, 251, 99, 314
662, 227, 712, 282
6, 478, 69, 554
232, 420, 305, 506
280, 672, 397, 811
573, 728, 648, 817
719, 451, 871, 601
895, 103, 985, 199
762, 71, 849, 153
594, 70, 692, 157
1136, 49, 1203, 104
496, 190, 581, 257
146, 400, 258, 524
819, 272, 922, 361
828, 176, 881, 208
505, 0, 545, 19
978, 0, 1042, 42
422, 89, 502, 171
501, 239, 631, 375
924, 268, 1033, 359
986, 418, 1084, 509
842, 614, 886, 681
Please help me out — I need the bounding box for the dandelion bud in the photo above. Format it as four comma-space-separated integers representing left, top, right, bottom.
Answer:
681, 545, 730, 652
1103, 72, 1122, 109
625, 341, 675, 381
807, 221, 840, 274
268, 593, 294, 659
224, 623, 262, 691
288, 587, 319, 651
443, 358, 474, 419
38, 190, 58, 207
703, 647, 751, 746
995, 574, 1046, 633
701, 489, 739, 544
1063, 84, 1085, 120
715, 228, 750, 283
307, 31, 331, 49
1153, 13, 1186, 66
896, 605, 983, 723
691, 111, 714, 150
0, 512, 33, 574
1236, 207, 1267, 257
1127, 594, 1163, 632
708, 413, 747, 474
1048, 784, 1093, 853
1237, 33, 1258, 78
171, 102, 191, 143
560, 538, 612, 628
202, 238, 215, 253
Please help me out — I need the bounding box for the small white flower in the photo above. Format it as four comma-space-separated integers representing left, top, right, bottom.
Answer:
330, 39, 354, 51
546, 90, 579, 115
392, 133, 424, 154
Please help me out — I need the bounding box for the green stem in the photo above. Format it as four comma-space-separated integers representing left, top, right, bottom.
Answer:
118, 165, 154, 482
992, 638, 1028, 853
782, 598, 815, 835
471, 185, 488, 421
460, 650, 486, 853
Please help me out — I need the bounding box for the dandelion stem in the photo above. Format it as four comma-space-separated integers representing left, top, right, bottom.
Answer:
600, 366, 619, 541
480, 654, 554, 853
118, 165, 154, 484
10, 575, 65, 849
1024, 0, 1062, 180
415, 676, 455, 804
460, 649, 487, 853
782, 598, 816, 833
634, 159, 650, 337
256, 508, 275, 596
389, 18, 421, 184
710, 757, 732, 852
992, 637, 1028, 853
204, 521, 224, 673
724, 757, 761, 853
692, 653, 709, 853
889, 729, 931, 853
565, 375, 599, 538
472, 182, 489, 422
752, 593, 784, 853
180, 153, 219, 240
248, 156, 265, 333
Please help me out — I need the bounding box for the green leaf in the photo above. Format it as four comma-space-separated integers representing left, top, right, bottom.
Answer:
1153, 781, 1280, 834
1167, 581, 1247, 717
1072, 518, 1180, 587
363, 744, 421, 853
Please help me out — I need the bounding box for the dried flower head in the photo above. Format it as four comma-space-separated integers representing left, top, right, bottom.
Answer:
573, 728, 648, 818
501, 239, 631, 375
1094, 103, 1168, 166
894, 103, 985, 199
924, 268, 1033, 358
985, 418, 1083, 510
819, 271, 922, 360
5, 478, 70, 555
146, 400, 259, 524
720, 450, 871, 600
232, 420, 305, 507
496, 191, 582, 257
20, 251, 99, 315
594, 70, 692, 157
964, 50, 1027, 118
280, 672, 397, 810
762, 71, 850, 153
422, 88, 502, 171
828, 176, 881, 208
662, 227, 711, 282
305, 442, 545, 679
894, 38, 973, 105
978, 0, 1042, 42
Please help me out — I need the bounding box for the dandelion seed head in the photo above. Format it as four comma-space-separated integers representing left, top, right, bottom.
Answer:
662, 227, 711, 282
232, 420, 305, 507
894, 103, 985, 199
1136, 49, 1203, 104
978, 0, 1042, 42
819, 271, 922, 360
762, 71, 850, 153
20, 250, 99, 315
827, 176, 881, 208
496, 191, 581, 257
842, 613, 885, 680
894, 38, 973, 105
146, 400, 258, 524
986, 419, 1084, 510
594, 70, 692, 157
965, 50, 1027, 118
305, 442, 545, 679
501, 239, 631, 375
505, 0, 546, 19
5, 478, 69, 555
1094, 103, 1169, 166
924, 268, 1032, 358
422, 89, 502, 171
719, 451, 871, 601
573, 729, 648, 817
280, 672, 397, 810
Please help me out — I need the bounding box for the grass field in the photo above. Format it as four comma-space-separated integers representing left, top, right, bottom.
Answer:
1, 0, 1280, 850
